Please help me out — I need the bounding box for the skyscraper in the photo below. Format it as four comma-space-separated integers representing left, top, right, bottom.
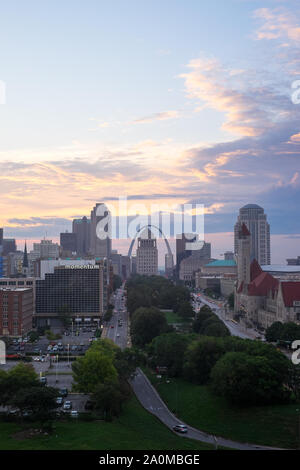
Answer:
234, 204, 270, 265
72, 216, 91, 256
136, 228, 158, 276
90, 204, 112, 259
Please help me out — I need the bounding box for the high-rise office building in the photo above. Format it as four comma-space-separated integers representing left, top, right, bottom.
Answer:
90, 204, 112, 259
72, 216, 91, 256
35, 262, 107, 328
30, 239, 60, 260
136, 228, 158, 276
234, 204, 271, 265
60, 232, 77, 255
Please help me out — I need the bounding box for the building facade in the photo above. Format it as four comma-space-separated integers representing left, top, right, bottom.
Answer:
0, 287, 33, 337
35, 262, 107, 328
234, 204, 270, 265
136, 229, 158, 276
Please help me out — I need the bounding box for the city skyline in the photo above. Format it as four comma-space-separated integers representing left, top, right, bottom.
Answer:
1, 1, 300, 263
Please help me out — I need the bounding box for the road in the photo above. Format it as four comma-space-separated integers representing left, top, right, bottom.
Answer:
130, 368, 280, 451
103, 285, 279, 450
192, 293, 259, 340
104, 284, 129, 350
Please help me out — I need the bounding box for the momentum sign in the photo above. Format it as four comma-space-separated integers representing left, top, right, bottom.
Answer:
64, 265, 99, 270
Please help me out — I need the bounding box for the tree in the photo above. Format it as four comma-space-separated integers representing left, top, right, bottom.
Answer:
211, 351, 290, 406
130, 307, 171, 347
265, 321, 284, 342
204, 321, 230, 337
10, 386, 59, 425
183, 337, 225, 384
148, 333, 193, 377
92, 379, 129, 421
177, 301, 195, 320
0, 363, 39, 407
72, 349, 118, 393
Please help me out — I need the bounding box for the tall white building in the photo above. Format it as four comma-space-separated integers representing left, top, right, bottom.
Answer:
234, 204, 270, 265
136, 228, 158, 276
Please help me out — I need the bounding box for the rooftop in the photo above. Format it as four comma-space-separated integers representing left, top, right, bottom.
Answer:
205, 260, 237, 267
262, 265, 300, 273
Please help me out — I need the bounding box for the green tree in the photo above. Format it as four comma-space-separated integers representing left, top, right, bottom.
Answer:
183, 337, 225, 384
72, 349, 118, 393
92, 379, 129, 421
130, 307, 171, 347
11, 386, 59, 425
211, 351, 290, 406
265, 321, 284, 342
148, 333, 193, 377
204, 321, 230, 337
177, 301, 195, 320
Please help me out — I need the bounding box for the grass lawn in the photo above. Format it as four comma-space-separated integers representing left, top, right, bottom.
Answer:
143, 367, 300, 449
162, 310, 191, 324
0, 395, 215, 450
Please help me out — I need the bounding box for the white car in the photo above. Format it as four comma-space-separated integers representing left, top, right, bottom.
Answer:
70, 410, 78, 418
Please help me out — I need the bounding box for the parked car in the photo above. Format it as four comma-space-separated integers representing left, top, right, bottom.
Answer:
39, 376, 47, 385
56, 397, 64, 405
59, 388, 68, 397
70, 410, 78, 418
173, 424, 188, 434
63, 401, 72, 410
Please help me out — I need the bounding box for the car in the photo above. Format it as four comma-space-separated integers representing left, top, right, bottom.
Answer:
47, 345, 52, 351
56, 397, 64, 405
70, 410, 79, 418
110, 325, 114, 328
116, 334, 120, 338
59, 388, 68, 397
63, 401, 72, 410
173, 425, 188, 434
39, 376, 47, 385
71, 345, 77, 351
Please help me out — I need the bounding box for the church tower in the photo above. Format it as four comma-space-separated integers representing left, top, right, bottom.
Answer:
236, 223, 251, 291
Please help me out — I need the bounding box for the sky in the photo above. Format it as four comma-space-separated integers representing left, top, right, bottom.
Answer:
0, 0, 300, 263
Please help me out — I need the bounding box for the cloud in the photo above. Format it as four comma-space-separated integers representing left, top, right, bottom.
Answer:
254, 7, 300, 43
133, 110, 180, 124
180, 56, 293, 137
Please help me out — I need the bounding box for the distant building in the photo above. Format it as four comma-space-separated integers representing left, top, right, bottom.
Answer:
2, 239, 17, 256
35, 261, 108, 328
165, 252, 174, 279
287, 256, 300, 266
136, 228, 158, 276
224, 251, 234, 261
90, 204, 112, 259
30, 239, 60, 260
60, 232, 77, 255
201, 260, 237, 276
235, 223, 300, 329
234, 204, 270, 265
0, 287, 33, 337
72, 216, 91, 256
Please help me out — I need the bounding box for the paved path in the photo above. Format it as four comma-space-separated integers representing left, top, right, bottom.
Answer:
130, 368, 282, 451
